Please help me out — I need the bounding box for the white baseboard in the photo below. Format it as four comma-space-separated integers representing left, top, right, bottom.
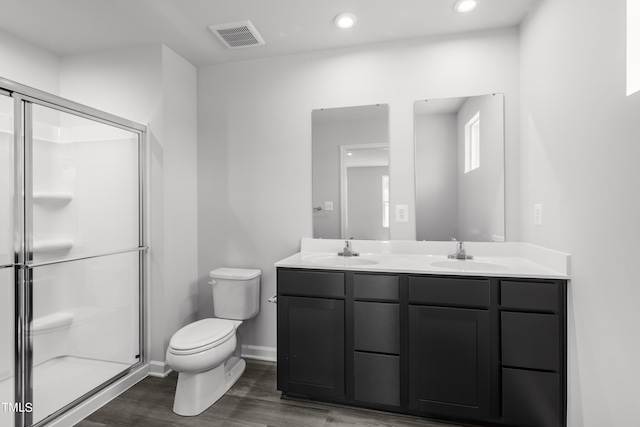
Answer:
46, 364, 148, 427
148, 360, 173, 378
241, 345, 277, 362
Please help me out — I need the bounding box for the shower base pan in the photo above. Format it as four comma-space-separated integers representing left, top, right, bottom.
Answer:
0, 355, 130, 425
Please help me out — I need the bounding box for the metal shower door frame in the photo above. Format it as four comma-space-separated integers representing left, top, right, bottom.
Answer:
1, 77, 148, 427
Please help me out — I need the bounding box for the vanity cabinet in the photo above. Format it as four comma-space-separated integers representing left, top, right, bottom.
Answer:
407, 276, 491, 421
276, 268, 567, 427
276, 269, 345, 399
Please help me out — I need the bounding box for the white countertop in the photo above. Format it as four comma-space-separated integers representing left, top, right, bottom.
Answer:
274, 239, 570, 279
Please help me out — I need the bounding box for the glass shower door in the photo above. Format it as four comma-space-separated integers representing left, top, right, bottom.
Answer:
26, 102, 143, 425
0, 91, 15, 427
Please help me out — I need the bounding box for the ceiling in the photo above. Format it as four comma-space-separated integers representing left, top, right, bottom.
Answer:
0, 0, 537, 67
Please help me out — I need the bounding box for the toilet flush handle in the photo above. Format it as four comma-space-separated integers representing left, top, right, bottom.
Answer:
209, 279, 217, 286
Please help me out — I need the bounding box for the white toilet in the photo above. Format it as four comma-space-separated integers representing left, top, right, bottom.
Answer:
166, 267, 261, 416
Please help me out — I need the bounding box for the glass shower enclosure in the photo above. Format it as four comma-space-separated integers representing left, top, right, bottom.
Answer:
0, 78, 146, 427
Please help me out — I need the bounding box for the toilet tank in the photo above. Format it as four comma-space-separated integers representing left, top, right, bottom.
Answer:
209, 268, 261, 320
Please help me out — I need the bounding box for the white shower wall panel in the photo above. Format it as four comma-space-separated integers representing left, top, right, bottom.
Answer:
29, 112, 141, 367
31, 252, 140, 366
31, 105, 139, 264
75, 136, 138, 254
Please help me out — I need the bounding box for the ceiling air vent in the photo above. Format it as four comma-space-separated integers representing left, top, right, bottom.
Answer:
208, 20, 266, 49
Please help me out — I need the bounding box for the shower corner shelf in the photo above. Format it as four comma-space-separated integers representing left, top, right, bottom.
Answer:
32, 311, 75, 333
33, 192, 73, 205
33, 238, 74, 253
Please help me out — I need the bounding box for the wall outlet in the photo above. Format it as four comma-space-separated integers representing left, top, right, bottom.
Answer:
324, 201, 333, 211
396, 204, 409, 222
534, 203, 543, 225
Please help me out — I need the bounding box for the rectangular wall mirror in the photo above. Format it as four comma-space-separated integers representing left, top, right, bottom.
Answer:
414, 94, 505, 242
312, 104, 390, 240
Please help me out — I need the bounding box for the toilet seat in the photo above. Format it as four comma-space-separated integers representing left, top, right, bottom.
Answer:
169, 318, 236, 356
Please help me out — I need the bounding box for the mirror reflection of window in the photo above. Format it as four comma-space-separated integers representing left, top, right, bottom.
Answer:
464, 112, 480, 173
382, 175, 389, 228
414, 94, 504, 242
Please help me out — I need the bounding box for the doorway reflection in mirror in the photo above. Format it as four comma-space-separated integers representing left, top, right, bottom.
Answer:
312, 104, 390, 240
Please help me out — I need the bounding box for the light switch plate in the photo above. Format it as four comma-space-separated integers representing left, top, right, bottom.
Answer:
324, 201, 333, 211
396, 204, 409, 222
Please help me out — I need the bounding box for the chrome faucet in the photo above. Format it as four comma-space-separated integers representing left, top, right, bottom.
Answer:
448, 241, 474, 260
337, 240, 359, 257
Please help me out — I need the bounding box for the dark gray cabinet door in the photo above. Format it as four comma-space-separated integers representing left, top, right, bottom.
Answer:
277, 296, 345, 399
408, 305, 490, 421
354, 352, 400, 407
502, 368, 561, 427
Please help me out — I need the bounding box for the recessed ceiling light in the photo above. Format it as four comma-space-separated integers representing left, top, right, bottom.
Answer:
454, 0, 478, 13
347, 152, 353, 156
334, 13, 357, 29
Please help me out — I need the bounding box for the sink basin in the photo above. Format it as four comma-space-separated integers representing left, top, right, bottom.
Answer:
430, 259, 507, 272
305, 255, 379, 266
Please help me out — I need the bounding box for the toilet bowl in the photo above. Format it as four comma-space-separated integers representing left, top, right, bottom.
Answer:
166, 267, 260, 416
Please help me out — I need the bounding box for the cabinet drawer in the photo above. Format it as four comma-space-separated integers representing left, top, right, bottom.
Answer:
354, 352, 400, 407
502, 312, 559, 371
501, 281, 558, 311
354, 302, 399, 354
408, 276, 490, 307
278, 269, 344, 298
354, 274, 399, 301
502, 368, 561, 427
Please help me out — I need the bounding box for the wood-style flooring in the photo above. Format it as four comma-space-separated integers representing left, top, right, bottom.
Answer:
76, 360, 467, 427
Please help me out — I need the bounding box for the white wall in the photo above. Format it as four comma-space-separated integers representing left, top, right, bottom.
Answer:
197, 28, 521, 357
0, 28, 60, 94
59, 45, 163, 121
160, 46, 199, 354
196, 65, 230, 322
520, 1, 640, 425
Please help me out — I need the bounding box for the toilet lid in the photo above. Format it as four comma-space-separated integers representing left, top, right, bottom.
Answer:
169, 318, 235, 353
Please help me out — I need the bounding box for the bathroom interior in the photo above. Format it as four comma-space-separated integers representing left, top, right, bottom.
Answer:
0, 0, 639, 426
